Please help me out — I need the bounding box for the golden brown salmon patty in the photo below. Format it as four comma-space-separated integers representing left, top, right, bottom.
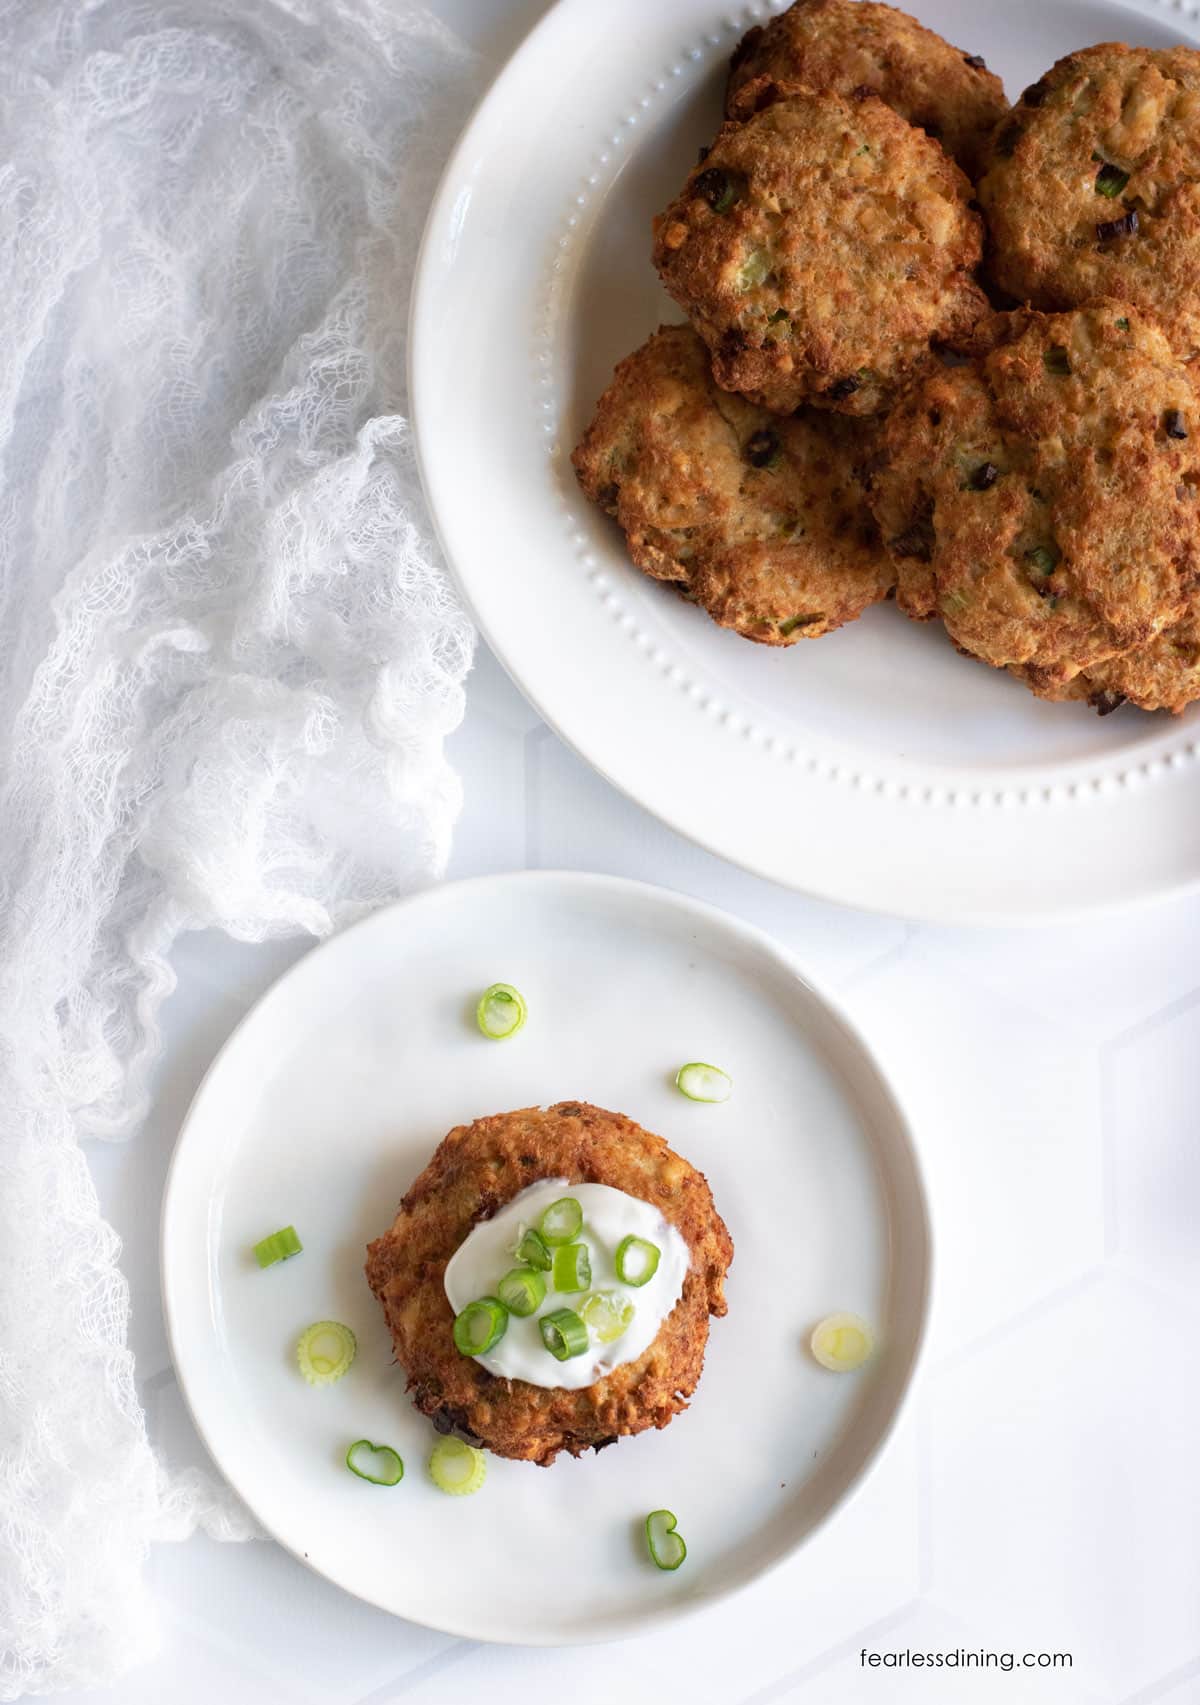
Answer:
727, 0, 1007, 177
871, 304, 1200, 688
571, 324, 893, 644
1014, 602, 1200, 714
364, 1103, 733, 1467
978, 44, 1200, 359
652, 91, 986, 417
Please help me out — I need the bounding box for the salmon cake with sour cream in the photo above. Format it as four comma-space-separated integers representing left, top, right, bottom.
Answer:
364, 1102, 733, 1466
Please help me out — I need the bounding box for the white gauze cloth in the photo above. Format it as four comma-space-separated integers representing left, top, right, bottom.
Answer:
0, 0, 478, 1694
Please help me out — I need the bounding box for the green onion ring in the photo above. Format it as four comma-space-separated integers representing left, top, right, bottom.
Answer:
615, 1234, 660, 1288
515, 1227, 553, 1271
551, 1241, 591, 1294
580, 1290, 635, 1345
429, 1436, 487, 1496
496, 1266, 547, 1317
539, 1196, 583, 1246
475, 983, 527, 1040
539, 1307, 589, 1361
452, 1296, 508, 1357
296, 1320, 357, 1386
253, 1225, 302, 1268
645, 1509, 687, 1571
675, 1062, 732, 1103
345, 1439, 404, 1486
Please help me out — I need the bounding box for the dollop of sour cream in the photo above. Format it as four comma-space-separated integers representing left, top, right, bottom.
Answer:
443, 1178, 690, 1391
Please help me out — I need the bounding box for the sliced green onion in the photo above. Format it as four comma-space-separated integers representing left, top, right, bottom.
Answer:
496, 1266, 547, 1317
515, 1226, 553, 1271
345, 1439, 404, 1486
1042, 345, 1072, 376
779, 613, 822, 636
737, 247, 771, 290
539, 1307, 589, 1361
1094, 160, 1130, 198
296, 1320, 357, 1386
1115, 316, 1130, 330
429, 1435, 487, 1496
552, 1241, 591, 1294
645, 1509, 687, 1571
615, 1235, 660, 1288
253, 1225, 302, 1268
581, 1290, 635, 1345
475, 982, 527, 1040
1025, 544, 1060, 575
539, 1196, 583, 1246
675, 1062, 732, 1103
694, 166, 743, 213
452, 1297, 508, 1357
744, 428, 780, 470
810, 1312, 875, 1372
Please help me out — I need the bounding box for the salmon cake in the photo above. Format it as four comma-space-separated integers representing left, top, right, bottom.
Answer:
364, 1102, 734, 1466
871, 303, 1200, 689
1014, 601, 1200, 714
571, 324, 892, 644
652, 90, 987, 416
726, 0, 1007, 178
978, 44, 1200, 359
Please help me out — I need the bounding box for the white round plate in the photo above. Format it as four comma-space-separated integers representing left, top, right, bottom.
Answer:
412, 0, 1200, 924
163, 872, 929, 1643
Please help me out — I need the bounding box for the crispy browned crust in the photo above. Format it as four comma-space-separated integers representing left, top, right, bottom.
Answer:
978, 44, 1200, 360
652, 91, 986, 417
727, 0, 1007, 177
364, 1103, 734, 1467
1013, 603, 1200, 714
571, 323, 893, 643
870, 303, 1200, 686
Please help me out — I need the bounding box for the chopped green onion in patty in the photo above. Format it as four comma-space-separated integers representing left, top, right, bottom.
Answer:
694, 166, 742, 213
1094, 160, 1130, 198
744, 429, 780, 469
253, 1225, 302, 1268
1025, 544, 1060, 575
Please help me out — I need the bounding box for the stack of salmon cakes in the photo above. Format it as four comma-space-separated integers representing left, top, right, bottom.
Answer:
573, 0, 1200, 716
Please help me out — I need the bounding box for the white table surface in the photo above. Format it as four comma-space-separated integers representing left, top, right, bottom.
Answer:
64, 4, 1200, 1700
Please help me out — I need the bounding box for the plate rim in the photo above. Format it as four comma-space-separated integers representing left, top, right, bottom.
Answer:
410, 0, 1200, 927
161, 868, 933, 1643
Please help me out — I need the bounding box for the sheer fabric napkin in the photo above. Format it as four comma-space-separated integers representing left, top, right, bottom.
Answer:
0, 0, 478, 1692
